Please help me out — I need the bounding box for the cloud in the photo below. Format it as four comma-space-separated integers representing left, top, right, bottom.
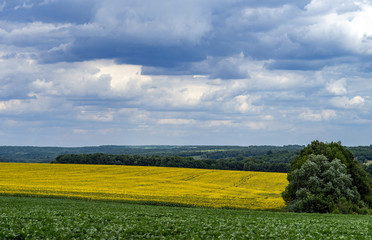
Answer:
326, 79, 347, 95
1, 0, 372, 146
206, 120, 235, 128
299, 109, 337, 121
2, 0, 372, 77
244, 121, 267, 130
191, 53, 250, 79
0, 21, 72, 49
158, 118, 197, 125
0, 0, 94, 24
233, 95, 261, 114
28, 60, 152, 99
76, 109, 114, 122
299, 1, 372, 55
305, 0, 363, 14
330, 96, 365, 108
227, 4, 299, 32
93, 0, 212, 44
0, 95, 52, 114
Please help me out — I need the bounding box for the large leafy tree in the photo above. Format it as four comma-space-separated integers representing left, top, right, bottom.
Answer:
285, 154, 360, 213
282, 141, 372, 213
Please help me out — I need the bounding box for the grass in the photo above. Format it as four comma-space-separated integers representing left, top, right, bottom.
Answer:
0, 195, 371, 239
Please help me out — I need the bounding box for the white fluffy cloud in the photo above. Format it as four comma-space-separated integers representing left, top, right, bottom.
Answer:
299, 109, 337, 122
330, 96, 365, 108
28, 60, 152, 99
302, 0, 372, 54
326, 79, 347, 95
233, 95, 261, 114
0, 95, 54, 114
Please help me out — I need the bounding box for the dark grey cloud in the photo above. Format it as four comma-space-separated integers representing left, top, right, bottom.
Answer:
3, 0, 369, 78
265, 59, 333, 71
68, 40, 208, 68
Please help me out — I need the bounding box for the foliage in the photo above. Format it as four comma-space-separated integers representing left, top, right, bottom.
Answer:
285, 155, 361, 213
0, 196, 371, 239
283, 141, 372, 212
348, 145, 372, 163
363, 164, 372, 177
0, 162, 287, 210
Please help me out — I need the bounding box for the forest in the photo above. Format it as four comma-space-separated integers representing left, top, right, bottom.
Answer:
54, 153, 290, 173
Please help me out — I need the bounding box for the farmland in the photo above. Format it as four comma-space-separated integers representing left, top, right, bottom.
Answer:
1, 162, 371, 239
0, 195, 371, 239
0, 162, 286, 210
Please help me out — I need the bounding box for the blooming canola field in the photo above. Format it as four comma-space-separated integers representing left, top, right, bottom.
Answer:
0, 163, 287, 210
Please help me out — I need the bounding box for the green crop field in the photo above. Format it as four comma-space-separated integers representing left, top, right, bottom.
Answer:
0, 196, 371, 239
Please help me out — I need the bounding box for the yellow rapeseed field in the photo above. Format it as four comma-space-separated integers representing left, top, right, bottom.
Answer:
0, 162, 287, 210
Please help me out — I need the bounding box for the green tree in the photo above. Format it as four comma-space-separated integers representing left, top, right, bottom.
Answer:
282, 141, 372, 212
284, 154, 360, 213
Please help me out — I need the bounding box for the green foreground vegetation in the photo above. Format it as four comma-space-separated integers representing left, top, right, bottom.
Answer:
0, 196, 371, 239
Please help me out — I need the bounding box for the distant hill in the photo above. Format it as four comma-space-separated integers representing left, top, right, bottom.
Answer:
0, 144, 371, 174
0, 145, 304, 163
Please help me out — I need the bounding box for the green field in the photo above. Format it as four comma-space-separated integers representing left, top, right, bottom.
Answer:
0, 196, 371, 239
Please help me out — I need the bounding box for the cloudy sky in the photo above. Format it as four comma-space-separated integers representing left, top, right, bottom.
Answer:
0, 0, 372, 146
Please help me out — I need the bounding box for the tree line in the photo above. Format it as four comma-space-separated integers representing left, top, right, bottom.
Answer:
53, 153, 290, 173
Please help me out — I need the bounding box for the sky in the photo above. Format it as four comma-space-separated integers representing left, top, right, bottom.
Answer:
0, 0, 372, 146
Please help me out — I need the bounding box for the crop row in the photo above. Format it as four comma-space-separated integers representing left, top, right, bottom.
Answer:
0, 196, 371, 239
